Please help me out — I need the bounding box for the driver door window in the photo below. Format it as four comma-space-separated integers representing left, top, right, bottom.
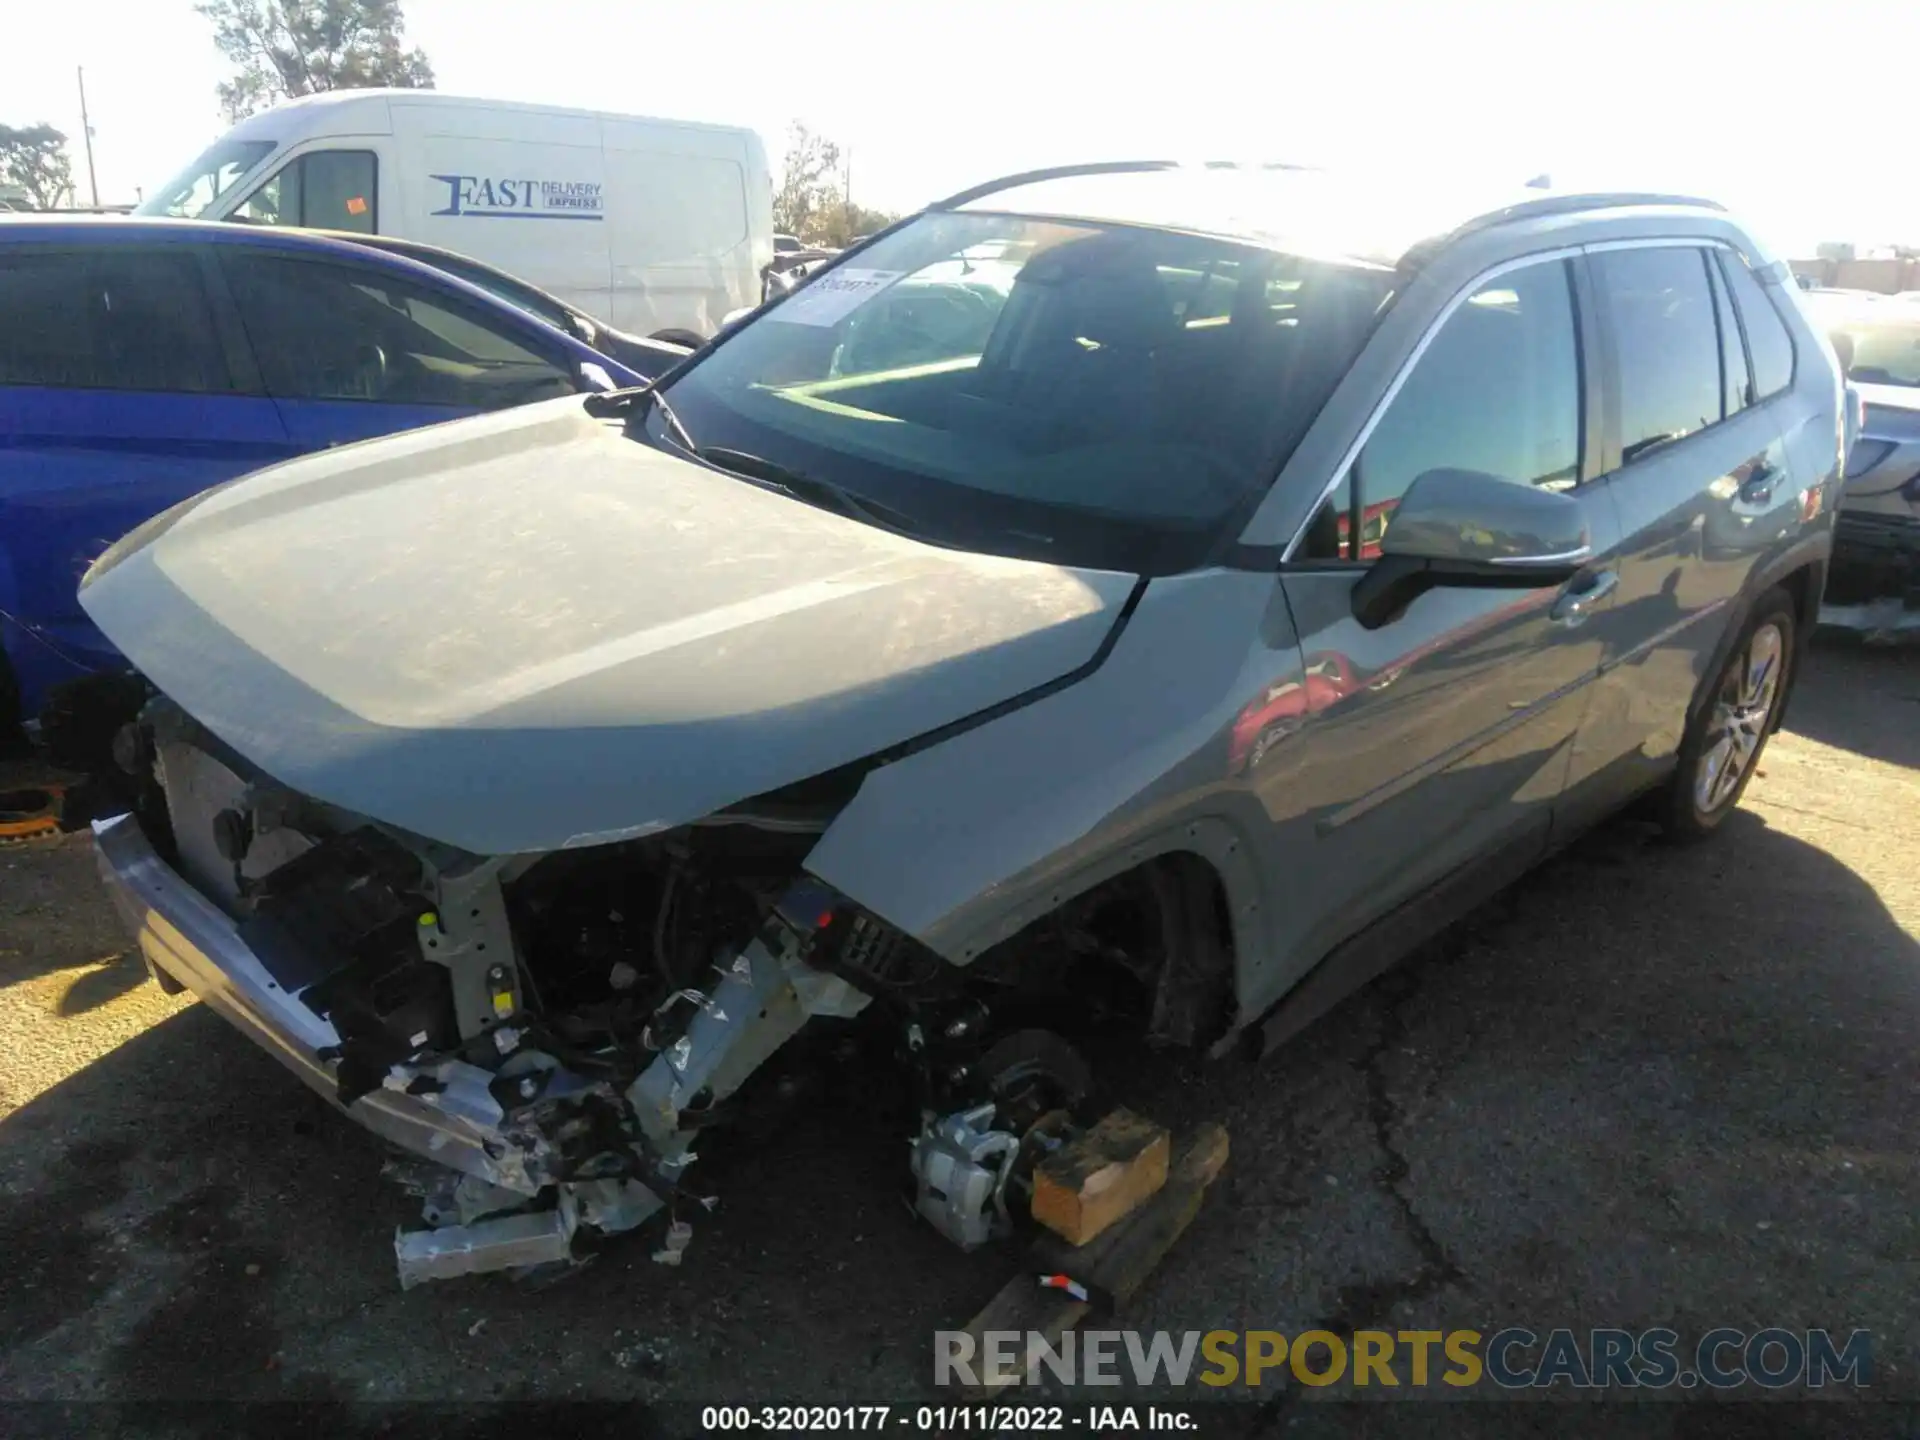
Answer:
219, 251, 574, 410
1300, 261, 1582, 560
235, 150, 377, 233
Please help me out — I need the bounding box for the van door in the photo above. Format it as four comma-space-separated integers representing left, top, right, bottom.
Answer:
228, 145, 387, 234
0, 243, 293, 713
216, 247, 586, 450
602, 132, 754, 339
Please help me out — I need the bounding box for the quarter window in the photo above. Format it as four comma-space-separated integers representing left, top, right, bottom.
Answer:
1298, 261, 1581, 561
1592, 247, 1723, 465
235, 150, 377, 233
1716, 251, 1795, 400
221, 252, 575, 410
0, 248, 230, 393
1705, 254, 1750, 418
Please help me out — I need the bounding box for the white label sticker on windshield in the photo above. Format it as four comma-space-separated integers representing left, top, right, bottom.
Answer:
769, 268, 906, 327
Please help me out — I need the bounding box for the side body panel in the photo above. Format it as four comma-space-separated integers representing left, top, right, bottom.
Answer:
0, 235, 297, 716
1562, 243, 1841, 819
0, 386, 294, 712
389, 99, 615, 322
602, 121, 765, 338
1257, 570, 1606, 1000
805, 569, 1291, 994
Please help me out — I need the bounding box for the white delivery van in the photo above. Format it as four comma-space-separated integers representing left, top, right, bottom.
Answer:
136, 90, 774, 343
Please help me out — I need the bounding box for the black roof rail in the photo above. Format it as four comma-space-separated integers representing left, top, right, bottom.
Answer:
930, 160, 1181, 211
1402, 190, 1727, 268
1479, 190, 1725, 224
930, 158, 1331, 212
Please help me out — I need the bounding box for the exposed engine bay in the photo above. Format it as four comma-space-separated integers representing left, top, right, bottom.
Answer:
113, 696, 1233, 1287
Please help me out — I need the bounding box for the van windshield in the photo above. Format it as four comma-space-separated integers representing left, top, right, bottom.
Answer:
654, 210, 1395, 574
135, 139, 276, 219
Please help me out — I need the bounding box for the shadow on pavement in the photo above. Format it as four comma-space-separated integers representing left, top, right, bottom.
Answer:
0, 834, 142, 1014
1788, 636, 1920, 770
0, 796, 1915, 1414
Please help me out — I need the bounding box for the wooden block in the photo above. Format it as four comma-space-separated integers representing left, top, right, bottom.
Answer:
958, 1123, 1229, 1396
1070, 1123, 1228, 1310
1030, 1108, 1170, 1246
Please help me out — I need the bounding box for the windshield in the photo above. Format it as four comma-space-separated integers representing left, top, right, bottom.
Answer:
135, 138, 276, 218
1811, 296, 1920, 389
655, 210, 1395, 573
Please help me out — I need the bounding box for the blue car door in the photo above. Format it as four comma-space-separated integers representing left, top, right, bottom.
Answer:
0, 241, 295, 718
213, 247, 595, 450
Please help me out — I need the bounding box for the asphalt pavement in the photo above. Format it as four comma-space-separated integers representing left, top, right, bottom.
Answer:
0, 639, 1915, 1438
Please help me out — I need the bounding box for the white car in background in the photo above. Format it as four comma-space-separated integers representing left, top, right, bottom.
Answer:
1802, 290, 1920, 637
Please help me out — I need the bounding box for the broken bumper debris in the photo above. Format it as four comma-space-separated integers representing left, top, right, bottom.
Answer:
90, 809, 853, 1286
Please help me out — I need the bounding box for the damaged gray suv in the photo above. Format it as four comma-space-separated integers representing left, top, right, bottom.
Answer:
82, 162, 1841, 1285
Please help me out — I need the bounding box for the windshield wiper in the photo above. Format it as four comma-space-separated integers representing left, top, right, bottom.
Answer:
694, 446, 926, 539
581, 384, 696, 451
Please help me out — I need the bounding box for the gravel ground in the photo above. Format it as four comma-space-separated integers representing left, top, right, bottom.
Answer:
0, 639, 1915, 1438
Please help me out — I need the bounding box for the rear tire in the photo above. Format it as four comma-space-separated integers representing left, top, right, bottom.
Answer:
1660, 587, 1796, 841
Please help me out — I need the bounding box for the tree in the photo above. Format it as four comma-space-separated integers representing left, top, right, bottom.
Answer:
773, 122, 901, 249
196, 0, 435, 123
816, 202, 898, 251
0, 124, 75, 210
772, 122, 842, 244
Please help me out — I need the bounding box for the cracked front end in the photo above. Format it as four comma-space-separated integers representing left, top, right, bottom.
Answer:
93, 700, 874, 1283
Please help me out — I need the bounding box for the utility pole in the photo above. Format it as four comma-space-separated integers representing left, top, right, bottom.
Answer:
76, 66, 100, 208
844, 148, 852, 238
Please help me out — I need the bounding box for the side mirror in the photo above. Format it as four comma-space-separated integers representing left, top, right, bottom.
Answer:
577, 361, 617, 393
1350, 468, 1590, 629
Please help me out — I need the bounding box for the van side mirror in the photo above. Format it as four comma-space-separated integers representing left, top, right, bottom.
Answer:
1350, 468, 1590, 629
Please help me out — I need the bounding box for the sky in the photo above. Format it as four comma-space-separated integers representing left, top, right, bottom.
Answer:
4, 0, 1913, 255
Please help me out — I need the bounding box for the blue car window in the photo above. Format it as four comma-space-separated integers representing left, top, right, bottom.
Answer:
220, 251, 576, 410
0, 248, 231, 393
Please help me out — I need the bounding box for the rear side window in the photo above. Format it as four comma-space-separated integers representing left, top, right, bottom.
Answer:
1591, 247, 1722, 464
220, 251, 575, 410
235, 150, 377, 233
0, 247, 230, 394
1705, 255, 1750, 418
1298, 261, 1581, 561
1716, 252, 1795, 400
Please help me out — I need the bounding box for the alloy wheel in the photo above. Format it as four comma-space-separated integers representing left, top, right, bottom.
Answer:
1693, 621, 1785, 815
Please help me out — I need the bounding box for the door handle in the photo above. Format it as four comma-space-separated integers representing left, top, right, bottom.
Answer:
1551, 569, 1619, 626
1738, 464, 1777, 505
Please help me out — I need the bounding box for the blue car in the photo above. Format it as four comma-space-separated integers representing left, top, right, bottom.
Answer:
0, 216, 648, 736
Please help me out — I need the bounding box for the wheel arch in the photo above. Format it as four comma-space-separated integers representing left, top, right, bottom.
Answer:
1687, 544, 1824, 739
826, 810, 1273, 1050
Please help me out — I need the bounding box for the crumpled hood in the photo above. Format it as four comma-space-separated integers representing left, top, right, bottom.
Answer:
81, 398, 1136, 854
